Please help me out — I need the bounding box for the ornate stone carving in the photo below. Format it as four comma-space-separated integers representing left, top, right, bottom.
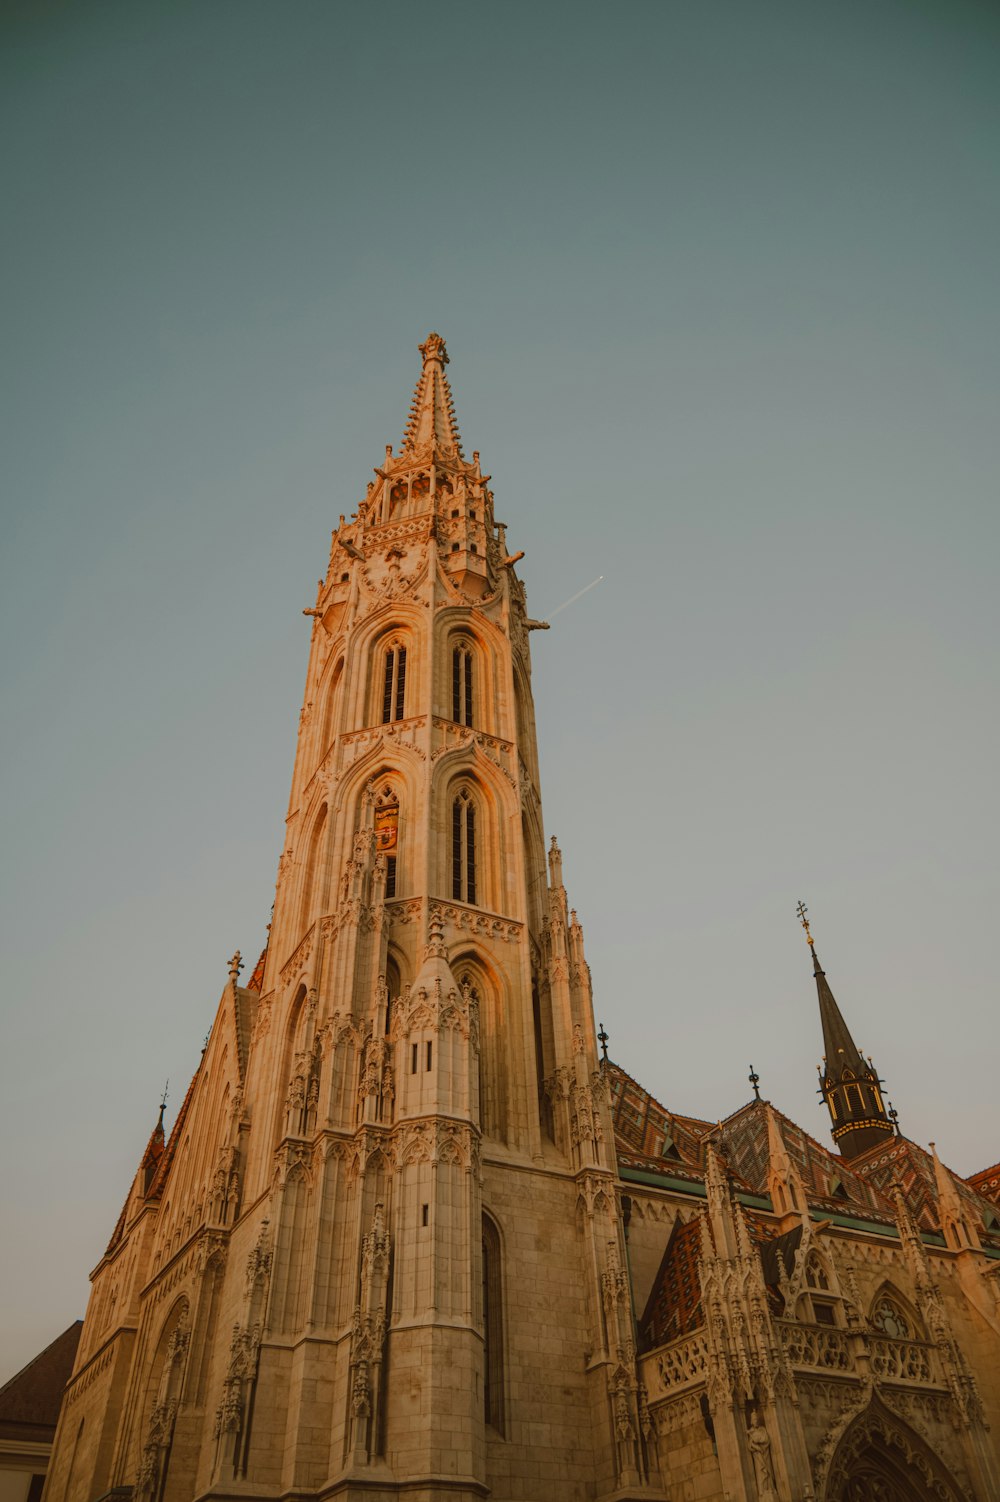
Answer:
431, 902, 522, 943
244, 1220, 272, 1300
279, 926, 314, 984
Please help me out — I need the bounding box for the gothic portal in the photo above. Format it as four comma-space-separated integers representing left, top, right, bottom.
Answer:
43, 338, 1000, 1502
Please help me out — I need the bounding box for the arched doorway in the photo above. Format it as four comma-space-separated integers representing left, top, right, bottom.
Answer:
823, 1395, 966, 1502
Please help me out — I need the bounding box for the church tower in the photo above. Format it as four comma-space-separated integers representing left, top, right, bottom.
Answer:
45, 336, 664, 1502
798, 903, 894, 1160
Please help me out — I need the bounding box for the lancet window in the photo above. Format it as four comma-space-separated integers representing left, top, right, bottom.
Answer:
482, 1214, 505, 1434
452, 788, 477, 905
381, 642, 407, 723
452, 642, 473, 726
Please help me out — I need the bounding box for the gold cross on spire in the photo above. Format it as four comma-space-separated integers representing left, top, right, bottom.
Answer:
796, 900, 815, 948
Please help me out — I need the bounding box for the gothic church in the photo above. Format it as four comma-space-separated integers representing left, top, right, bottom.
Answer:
43, 337, 1000, 1502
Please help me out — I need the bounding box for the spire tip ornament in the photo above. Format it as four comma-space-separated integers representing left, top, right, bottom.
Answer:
796, 900, 814, 948
418, 331, 449, 366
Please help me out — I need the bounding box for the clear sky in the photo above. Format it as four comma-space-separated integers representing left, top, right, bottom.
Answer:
2, 0, 998, 1383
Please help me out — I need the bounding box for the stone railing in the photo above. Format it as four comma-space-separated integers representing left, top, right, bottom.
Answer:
642, 1329, 710, 1401
778, 1321, 852, 1372
867, 1334, 935, 1384
642, 1321, 941, 1409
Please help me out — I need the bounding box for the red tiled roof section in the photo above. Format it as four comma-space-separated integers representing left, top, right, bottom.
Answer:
640, 1215, 704, 1347
848, 1135, 983, 1234
0, 1322, 82, 1441
146, 1068, 199, 1201
246, 944, 268, 993
639, 1204, 793, 1353
717, 1099, 892, 1219
608, 1061, 710, 1168
967, 1162, 1000, 1206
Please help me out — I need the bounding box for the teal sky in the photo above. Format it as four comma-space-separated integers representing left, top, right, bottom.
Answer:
2, 0, 998, 1380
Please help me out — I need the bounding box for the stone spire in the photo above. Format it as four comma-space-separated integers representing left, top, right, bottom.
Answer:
765, 1105, 807, 1230
796, 902, 894, 1161
400, 332, 464, 458
930, 1142, 981, 1252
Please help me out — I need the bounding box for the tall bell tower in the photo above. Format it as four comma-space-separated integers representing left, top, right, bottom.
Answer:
46, 335, 664, 1502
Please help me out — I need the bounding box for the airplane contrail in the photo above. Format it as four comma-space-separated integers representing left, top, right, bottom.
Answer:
548, 575, 604, 619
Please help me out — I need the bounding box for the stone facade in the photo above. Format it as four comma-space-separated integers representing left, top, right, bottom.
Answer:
43, 337, 1000, 1502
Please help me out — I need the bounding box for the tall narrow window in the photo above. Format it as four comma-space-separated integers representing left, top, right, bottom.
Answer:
452, 790, 477, 904
482, 1215, 505, 1434
452, 645, 473, 726
381, 645, 407, 723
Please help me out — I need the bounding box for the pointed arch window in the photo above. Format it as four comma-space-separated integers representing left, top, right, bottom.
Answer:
482, 1214, 505, 1434
452, 789, 477, 905
382, 643, 407, 723
871, 1293, 912, 1340
452, 643, 473, 726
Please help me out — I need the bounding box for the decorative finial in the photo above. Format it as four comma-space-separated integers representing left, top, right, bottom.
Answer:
749, 1065, 761, 1100
598, 1022, 609, 1065
228, 950, 244, 983
158, 1079, 169, 1125
418, 331, 448, 366
424, 910, 447, 960
796, 900, 814, 948
888, 1100, 900, 1135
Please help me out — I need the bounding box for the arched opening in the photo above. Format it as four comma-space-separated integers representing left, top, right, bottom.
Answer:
318, 657, 344, 765
452, 639, 474, 727
825, 1396, 966, 1502
377, 636, 407, 724
297, 804, 327, 941
482, 1213, 505, 1436
137, 1298, 190, 1501
455, 952, 507, 1143
384, 952, 402, 1033
272, 1165, 309, 1334
452, 787, 477, 905
868, 1284, 924, 1341
275, 985, 316, 1146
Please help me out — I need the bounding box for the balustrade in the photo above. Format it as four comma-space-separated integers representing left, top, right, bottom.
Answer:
778, 1321, 852, 1371
643, 1330, 710, 1399
642, 1320, 940, 1413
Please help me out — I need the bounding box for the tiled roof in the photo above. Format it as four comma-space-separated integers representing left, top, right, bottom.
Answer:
639, 1204, 790, 1351
715, 1098, 891, 1218
849, 1136, 1000, 1248
967, 1162, 1000, 1206
639, 1215, 704, 1347
146, 1069, 198, 1200
105, 1070, 199, 1256
246, 944, 268, 993
607, 1061, 711, 1168
0, 1322, 82, 1441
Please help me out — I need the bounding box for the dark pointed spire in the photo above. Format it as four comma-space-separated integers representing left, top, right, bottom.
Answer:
797, 902, 894, 1161
811, 939, 867, 1078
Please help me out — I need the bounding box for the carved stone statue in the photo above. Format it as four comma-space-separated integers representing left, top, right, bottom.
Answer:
747, 1411, 778, 1501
